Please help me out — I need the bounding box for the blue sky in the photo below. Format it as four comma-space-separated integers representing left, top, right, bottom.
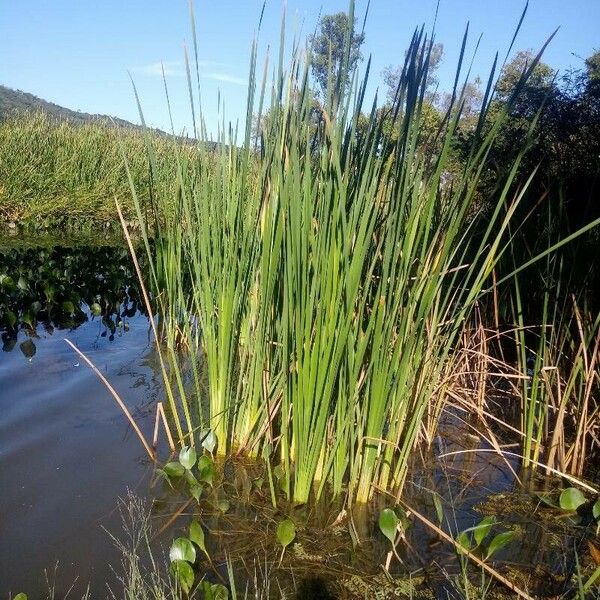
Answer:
2, 1, 598, 137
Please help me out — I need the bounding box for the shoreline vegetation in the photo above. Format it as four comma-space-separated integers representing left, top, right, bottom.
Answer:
2, 0, 600, 597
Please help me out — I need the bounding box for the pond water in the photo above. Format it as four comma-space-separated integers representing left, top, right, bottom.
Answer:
0, 235, 595, 598
0, 236, 160, 597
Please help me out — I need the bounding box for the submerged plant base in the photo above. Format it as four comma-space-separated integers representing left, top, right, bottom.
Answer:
147, 426, 599, 600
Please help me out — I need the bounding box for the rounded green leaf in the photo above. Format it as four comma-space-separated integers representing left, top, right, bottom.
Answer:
179, 446, 197, 471
0, 275, 15, 289
164, 461, 185, 478
276, 518, 296, 548
189, 520, 207, 555
559, 487, 587, 512
210, 583, 229, 600
90, 302, 102, 316
61, 300, 75, 315
218, 499, 230, 513
14, 594, 28, 600
169, 537, 196, 563
198, 455, 215, 486
378, 508, 399, 544
170, 559, 194, 594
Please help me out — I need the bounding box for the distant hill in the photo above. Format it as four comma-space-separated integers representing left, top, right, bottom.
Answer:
0, 84, 144, 130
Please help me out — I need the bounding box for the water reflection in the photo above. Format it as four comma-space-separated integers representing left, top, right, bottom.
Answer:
0, 242, 144, 356
0, 238, 158, 596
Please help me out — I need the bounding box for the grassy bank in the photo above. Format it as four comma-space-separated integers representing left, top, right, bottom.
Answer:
0, 112, 205, 229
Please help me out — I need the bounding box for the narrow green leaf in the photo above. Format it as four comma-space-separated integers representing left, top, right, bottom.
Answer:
486, 531, 515, 560
189, 520, 208, 555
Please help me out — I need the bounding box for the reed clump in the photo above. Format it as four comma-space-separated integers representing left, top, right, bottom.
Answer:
126, 2, 600, 507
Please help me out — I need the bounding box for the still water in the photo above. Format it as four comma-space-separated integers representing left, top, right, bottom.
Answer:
0, 237, 159, 596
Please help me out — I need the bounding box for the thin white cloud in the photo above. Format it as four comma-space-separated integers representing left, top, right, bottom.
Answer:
202, 72, 247, 86
134, 59, 233, 79
134, 60, 185, 78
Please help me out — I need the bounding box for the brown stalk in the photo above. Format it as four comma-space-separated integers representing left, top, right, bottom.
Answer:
64, 338, 155, 460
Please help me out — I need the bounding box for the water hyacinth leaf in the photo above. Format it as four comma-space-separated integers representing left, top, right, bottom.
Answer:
559, 488, 587, 512
378, 508, 399, 544
189, 520, 208, 555
164, 461, 185, 478
179, 446, 197, 470
170, 559, 194, 594
276, 519, 296, 548
19, 339, 36, 360
189, 483, 203, 503
30, 301, 42, 316
90, 302, 102, 316
169, 537, 196, 563
217, 499, 230, 513
198, 455, 215, 486
14, 595, 27, 600
593, 499, 600, 521
473, 516, 495, 547
200, 429, 217, 454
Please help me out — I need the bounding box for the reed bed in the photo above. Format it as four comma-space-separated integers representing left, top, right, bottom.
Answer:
123, 2, 600, 506
0, 111, 203, 227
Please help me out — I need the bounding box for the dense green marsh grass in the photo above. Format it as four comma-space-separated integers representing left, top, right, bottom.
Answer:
127, 2, 580, 507
0, 112, 203, 228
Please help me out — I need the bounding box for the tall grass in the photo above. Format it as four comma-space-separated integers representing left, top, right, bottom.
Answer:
127, 2, 573, 505
0, 111, 202, 227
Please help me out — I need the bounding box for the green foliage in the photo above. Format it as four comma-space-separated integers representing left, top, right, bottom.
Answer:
309, 11, 365, 99
276, 519, 296, 549
378, 509, 399, 544
559, 488, 587, 512
0, 111, 209, 228
455, 516, 515, 560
